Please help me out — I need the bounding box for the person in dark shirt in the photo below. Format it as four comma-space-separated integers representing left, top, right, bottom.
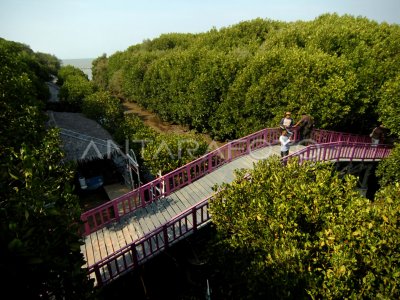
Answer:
370, 124, 385, 145
294, 113, 314, 140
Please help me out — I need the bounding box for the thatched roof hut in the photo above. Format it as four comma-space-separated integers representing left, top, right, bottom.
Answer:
47, 111, 121, 162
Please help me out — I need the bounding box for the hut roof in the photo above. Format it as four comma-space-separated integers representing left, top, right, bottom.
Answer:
47, 111, 121, 162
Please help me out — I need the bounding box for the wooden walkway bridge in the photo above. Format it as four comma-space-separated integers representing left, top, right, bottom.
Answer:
79, 128, 392, 286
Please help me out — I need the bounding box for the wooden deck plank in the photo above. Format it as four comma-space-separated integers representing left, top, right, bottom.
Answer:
133, 210, 154, 237
122, 224, 134, 246
155, 195, 181, 219
174, 187, 202, 208
126, 220, 143, 241
108, 228, 123, 256
102, 229, 115, 256
80, 142, 393, 287
80, 243, 88, 268
116, 228, 128, 251
157, 196, 180, 220
204, 169, 234, 186
83, 234, 95, 267
82, 144, 310, 278
169, 188, 194, 211
166, 195, 190, 219
91, 233, 103, 264
96, 231, 108, 261
143, 203, 168, 232
185, 180, 212, 199
153, 199, 174, 223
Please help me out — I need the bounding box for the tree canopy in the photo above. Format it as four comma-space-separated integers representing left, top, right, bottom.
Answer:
208, 157, 400, 299
93, 14, 400, 140
0, 38, 94, 299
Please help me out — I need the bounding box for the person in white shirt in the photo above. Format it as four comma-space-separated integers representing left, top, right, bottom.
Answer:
279, 129, 293, 157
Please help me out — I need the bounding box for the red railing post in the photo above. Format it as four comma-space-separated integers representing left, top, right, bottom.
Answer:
80, 127, 384, 238
336, 142, 342, 161
113, 201, 120, 222
349, 143, 357, 161
163, 224, 169, 249
186, 166, 192, 184
93, 264, 103, 287
373, 145, 379, 161
165, 175, 170, 195
130, 243, 139, 267
81, 215, 90, 236
139, 187, 146, 207
361, 143, 369, 161
208, 153, 213, 172
228, 142, 232, 162
192, 207, 197, 231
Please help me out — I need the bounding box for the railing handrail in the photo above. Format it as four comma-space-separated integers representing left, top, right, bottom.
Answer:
88, 195, 212, 286
80, 128, 375, 236
87, 139, 392, 286
80, 126, 295, 235
282, 141, 393, 164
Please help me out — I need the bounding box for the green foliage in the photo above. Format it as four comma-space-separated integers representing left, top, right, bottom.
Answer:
57, 65, 88, 85
139, 33, 195, 51
34, 51, 61, 76
141, 131, 208, 175
0, 37, 94, 298
1, 130, 94, 298
82, 91, 124, 133
0, 38, 49, 105
92, 14, 400, 140
208, 157, 400, 299
58, 72, 94, 111
115, 114, 208, 175
376, 143, 400, 187
91, 53, 108, 90
378, 74, 400, 136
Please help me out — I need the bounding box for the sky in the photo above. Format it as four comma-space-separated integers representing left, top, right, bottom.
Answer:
0, 0, 399, 59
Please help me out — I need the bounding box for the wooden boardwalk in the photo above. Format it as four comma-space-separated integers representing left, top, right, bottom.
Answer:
80, 144, 304, 277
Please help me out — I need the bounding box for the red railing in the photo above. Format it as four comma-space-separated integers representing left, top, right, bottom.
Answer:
282, 141, 392, 164
80, 128, 374, 236
86, 132, 393, 286
81, 127, 296, 235
311, 129, 371, 144
88, 197, 211, 286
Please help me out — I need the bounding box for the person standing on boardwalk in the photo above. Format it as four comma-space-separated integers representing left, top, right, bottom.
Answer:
279, 129, 293, 157
294, 113, 314, 140
370, 124, 385, 145
279, 112, 294, 133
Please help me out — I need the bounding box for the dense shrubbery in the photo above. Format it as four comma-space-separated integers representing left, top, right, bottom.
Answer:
82, 91, 124, 134
0, 38, 94, 298
2, 12, 400, 298
58, 66, 94, 111
93, 14, 400, 140
115, 115, 208, 175
208, 157, 400, 299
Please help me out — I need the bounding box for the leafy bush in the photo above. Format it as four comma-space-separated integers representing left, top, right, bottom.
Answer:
0, 37, 94, 299
116, 115, 208, 175
208, 157, 400, 299
141, 131, 208, 175
58, 73, 94, 111
82, 91, 124, 133
92, 14, 400, 140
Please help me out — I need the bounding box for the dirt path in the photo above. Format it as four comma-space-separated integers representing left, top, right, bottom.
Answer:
122, 101, 188, 134
122, 101, 223, 146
